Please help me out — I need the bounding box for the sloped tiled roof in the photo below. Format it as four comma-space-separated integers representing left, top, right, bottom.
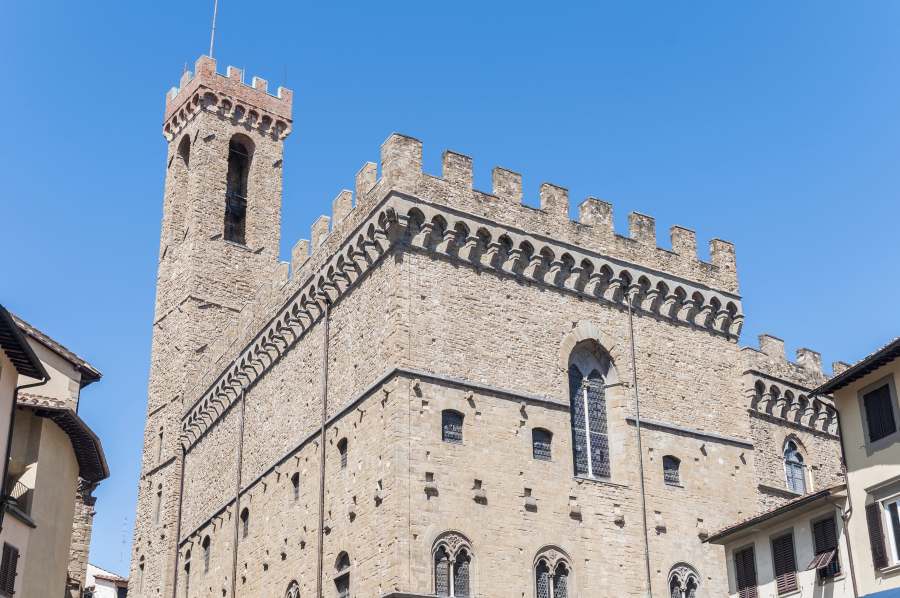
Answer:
12, 314, 101, 386
813, 337, 900, 395
0, 305, 46, 381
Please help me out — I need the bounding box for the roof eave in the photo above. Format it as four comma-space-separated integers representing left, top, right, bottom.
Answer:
813, 338, 900, 395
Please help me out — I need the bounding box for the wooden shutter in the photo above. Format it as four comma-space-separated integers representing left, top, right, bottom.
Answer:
735, 546, 758, 598
0, 543, 18, 596
866, 502, 889, 569
772, 534, 798, 595
864, 385, 897, 442
812, 517, 841, 577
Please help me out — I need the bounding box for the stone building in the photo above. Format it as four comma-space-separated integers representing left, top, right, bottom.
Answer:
129, 55, 844, 598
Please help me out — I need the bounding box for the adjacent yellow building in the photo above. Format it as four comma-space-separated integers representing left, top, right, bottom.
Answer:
814, 338, 900, 598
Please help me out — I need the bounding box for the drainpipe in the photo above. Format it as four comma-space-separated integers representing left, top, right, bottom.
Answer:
626, 292, 653, 598
316, 298, 332, 598
230, 388, 247, 597
831, 400, 860, 598
171, 444, 187, 598
0, 376, 48, 532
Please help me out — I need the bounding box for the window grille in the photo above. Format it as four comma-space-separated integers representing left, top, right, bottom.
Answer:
663, 456, 680, 485
532, 429, 552, 461
552, 562, 569, 598
0, 543, 18, 596
811, 517, 840, 578
453, 550, 471, 597
734, 545, 758, 598
771, 533, 798, 595
435, 547, 451, 596
784, 441, 806, 494
442, 410, 464, 444
864, 384, 897, 443
536, 560, 551, 598
569, 365, 610, 479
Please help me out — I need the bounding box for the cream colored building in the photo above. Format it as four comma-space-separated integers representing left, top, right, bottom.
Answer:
707, 484, 854, 597
86, 563, 129, 598
814, 338, 900, 598
0, 313, 108, 597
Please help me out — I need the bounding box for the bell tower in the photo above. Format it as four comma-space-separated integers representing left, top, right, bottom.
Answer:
130, 56, 292, 597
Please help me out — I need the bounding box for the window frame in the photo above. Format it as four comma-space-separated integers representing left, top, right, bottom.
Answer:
880, 491, 900, 566
441, 409, 464, 445
810, 514, 841, 580
783, 440, 807, 495
858, 374, 900, 451
769, 530, 798, 595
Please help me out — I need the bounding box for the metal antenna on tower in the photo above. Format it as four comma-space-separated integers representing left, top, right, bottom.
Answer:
208, 0, 219, 58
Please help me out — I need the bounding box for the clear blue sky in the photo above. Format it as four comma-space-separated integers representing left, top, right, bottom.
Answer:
2, 0, 898, 576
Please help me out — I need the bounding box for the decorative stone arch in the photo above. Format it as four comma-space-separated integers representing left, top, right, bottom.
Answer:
558, 320, 624, 374
284, 580, 301, 598
533, 545, 574, 598
432, 530, 474, 597
668, 562, 700, 597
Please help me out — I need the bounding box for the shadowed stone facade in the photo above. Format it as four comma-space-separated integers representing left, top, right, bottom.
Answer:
129, 56, 842, 598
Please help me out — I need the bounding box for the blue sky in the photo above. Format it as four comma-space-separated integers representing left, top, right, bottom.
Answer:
2, 0, 899, 576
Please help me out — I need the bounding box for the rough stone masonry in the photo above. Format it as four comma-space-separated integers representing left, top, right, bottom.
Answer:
129, 55, 843, 598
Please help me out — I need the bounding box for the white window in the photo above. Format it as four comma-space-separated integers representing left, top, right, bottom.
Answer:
884, 496, 900, 564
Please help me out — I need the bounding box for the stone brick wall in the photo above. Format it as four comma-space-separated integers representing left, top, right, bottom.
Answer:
67, 484, 97, 597
131, 59, 843, 598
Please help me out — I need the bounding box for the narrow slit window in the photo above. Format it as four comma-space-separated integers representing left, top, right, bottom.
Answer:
240, 507, 249, 539
224, 137, 252, 245
291, 472, 300, 502
337, 438, 348, 469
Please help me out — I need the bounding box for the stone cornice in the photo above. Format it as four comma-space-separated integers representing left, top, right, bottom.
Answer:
179, 190, 746, 448
746, 373, 838, 436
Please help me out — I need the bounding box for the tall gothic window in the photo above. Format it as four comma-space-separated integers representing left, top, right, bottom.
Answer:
534, 550, 571, 598
442, 410, 464, 444
784, 440, 806, 494
225, 135, 252, 244
568, 342, 611, 479
202, 536, 211, 573
433, 532, 473, 597
668, 563, 700, 598
335, 551, 350, 598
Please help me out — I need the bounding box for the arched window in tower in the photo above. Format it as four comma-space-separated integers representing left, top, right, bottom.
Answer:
784, 440, 806, 494
177, 134, 191, 169
224, 135, 253, 245
337, 438, 348, 469
568, 341, 612, 479
433, 532, 473, 597
532, 428, 553, 461
201, 536, 211, 573
534, 548, 572, 598
240, 507, 249, 539
663, 455, 681, 485
335, 551, 350, 598
442, 410, 464, 444
291, 472, 300, 502
157, 425, 165, 463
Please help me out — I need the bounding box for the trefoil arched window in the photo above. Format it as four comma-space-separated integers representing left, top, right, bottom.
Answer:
335, 551, 350, 598
668, 563, 700, 598
434, 532, 473, 597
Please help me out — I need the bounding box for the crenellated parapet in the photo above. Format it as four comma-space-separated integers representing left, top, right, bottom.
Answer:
742, 334, 837, 436
178, 133, 746, 447
162, 55, 292, 142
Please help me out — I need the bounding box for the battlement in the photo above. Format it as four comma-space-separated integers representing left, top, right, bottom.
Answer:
288, 133, 740, 295
742, 333, 826, 388
163, 56, 292, 141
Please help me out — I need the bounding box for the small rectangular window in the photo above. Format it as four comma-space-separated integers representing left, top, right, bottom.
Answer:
442, 411, 464, 444
771, 533, 798, 595
863, 383, 897, 443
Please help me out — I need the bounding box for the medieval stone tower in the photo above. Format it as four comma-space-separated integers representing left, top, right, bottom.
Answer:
133, 56, 292, 597
132, 56, 843, 598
